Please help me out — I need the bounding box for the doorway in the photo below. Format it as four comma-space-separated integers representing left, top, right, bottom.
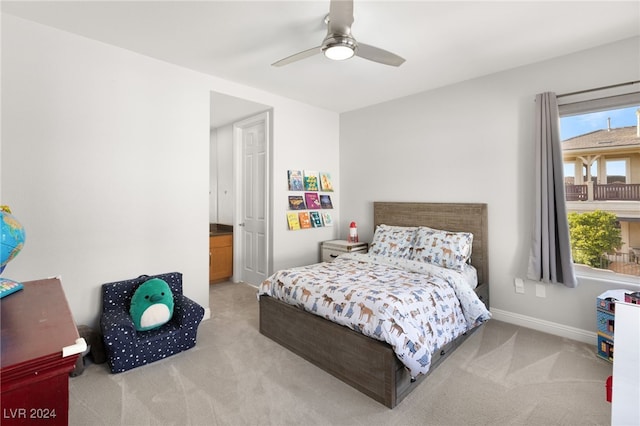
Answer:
209, 92, 271, 285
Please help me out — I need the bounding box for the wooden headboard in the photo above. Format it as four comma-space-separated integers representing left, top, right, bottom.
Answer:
373, 202, 489, 286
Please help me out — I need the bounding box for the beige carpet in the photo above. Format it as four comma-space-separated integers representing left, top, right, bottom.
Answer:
69, 282, 613, 425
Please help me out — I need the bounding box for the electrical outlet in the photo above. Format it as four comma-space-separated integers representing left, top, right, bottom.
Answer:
514, 278, 525, 294
536, 283, 546, 298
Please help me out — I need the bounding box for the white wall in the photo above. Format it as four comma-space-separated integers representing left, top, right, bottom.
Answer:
340, 36, 640, 340
1, 14, 340, 328
270, 105, 341, 272
2, 14, 211, 328
209, 128, 218, 224
209, 124, 234, 225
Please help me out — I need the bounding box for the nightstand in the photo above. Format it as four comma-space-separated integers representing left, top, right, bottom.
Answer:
321, 240, 368, 262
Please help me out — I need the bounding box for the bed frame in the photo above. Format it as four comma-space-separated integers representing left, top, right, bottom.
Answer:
259, 202, 489, 408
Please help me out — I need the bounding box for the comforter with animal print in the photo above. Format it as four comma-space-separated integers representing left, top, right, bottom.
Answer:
258, 252, 491, 377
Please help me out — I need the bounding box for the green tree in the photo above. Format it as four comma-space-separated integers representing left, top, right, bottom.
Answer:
568, 210, 622, 268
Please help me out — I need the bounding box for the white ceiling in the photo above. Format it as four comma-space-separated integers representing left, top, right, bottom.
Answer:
3, 1, 639, 115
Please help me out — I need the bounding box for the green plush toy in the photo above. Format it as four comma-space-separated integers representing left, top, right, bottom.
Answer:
129, 278, 174, 331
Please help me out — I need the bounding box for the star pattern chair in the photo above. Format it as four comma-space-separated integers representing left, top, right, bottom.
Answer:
100, 272, 205, 373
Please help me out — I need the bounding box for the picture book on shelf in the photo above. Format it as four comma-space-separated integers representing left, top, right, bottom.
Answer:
321, 211, 333, 227
319, 172, 334, 192
288, 170, 304, 191
305, 192, 322, 209
287, 212, 301, 230
303, 171, 319, 191
298, 211, 311, 229
310, 211, 323, 227
288, 195, 306, 210
319, 194, 333, 209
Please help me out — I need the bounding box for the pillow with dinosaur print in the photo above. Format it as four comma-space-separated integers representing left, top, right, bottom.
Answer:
411, 226, 473, 272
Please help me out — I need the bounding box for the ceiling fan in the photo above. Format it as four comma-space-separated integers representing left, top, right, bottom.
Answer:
271, 0, 405, 67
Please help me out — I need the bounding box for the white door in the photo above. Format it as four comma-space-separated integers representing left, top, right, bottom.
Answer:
234, 112, 269, 286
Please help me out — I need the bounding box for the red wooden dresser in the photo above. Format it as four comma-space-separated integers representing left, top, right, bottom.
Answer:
1, 278, 81, 425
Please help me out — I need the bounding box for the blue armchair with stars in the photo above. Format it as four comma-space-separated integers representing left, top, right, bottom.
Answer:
100, 272, 205, 373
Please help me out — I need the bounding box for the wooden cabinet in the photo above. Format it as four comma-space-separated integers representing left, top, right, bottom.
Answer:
210, 234, 233, 283
1, 278, 82, 425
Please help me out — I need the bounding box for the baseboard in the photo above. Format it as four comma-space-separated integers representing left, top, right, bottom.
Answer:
203, 307, 211, 321
490, 308, 596, 345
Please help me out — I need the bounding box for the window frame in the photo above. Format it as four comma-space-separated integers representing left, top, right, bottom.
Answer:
557, 85, 640, 285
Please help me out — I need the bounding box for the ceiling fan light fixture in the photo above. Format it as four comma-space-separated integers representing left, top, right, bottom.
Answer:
324, 44, 355, 60
322, 35, 356, 61
272, 0, 405, 67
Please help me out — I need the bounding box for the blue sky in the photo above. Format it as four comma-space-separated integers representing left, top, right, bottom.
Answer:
561, 105, 639, 177
560, 105, 639, 140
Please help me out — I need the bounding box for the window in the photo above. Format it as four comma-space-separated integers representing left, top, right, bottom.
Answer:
606, 159, 627, 184
558, 89, 640, 280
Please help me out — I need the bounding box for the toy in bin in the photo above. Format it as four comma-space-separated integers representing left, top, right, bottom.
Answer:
624, 291, 640, 304
597, 289, 628, 313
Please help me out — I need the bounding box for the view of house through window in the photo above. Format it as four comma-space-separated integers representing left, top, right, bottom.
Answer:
560, 103, 640, 278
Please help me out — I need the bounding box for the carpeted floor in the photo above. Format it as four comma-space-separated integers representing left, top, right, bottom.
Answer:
69, 282, 613, 425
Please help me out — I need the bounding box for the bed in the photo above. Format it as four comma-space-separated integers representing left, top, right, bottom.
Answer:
258, 202, 490, 408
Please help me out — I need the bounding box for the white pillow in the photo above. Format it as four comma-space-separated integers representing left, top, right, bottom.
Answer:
369, 224, 417, 259
411, 226, 473, 272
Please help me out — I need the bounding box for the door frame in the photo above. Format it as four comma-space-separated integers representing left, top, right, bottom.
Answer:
232, 111, 271, 284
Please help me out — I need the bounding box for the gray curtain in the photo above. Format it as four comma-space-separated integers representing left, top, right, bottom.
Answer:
527, 92, 577, 288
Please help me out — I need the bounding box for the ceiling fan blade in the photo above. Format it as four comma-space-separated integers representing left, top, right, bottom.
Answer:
356, 43, 406, 67
271, 46, 322, 67
328, 0, 354, 35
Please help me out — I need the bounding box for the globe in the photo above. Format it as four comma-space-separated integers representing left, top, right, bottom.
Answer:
1, 207, 26, 275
